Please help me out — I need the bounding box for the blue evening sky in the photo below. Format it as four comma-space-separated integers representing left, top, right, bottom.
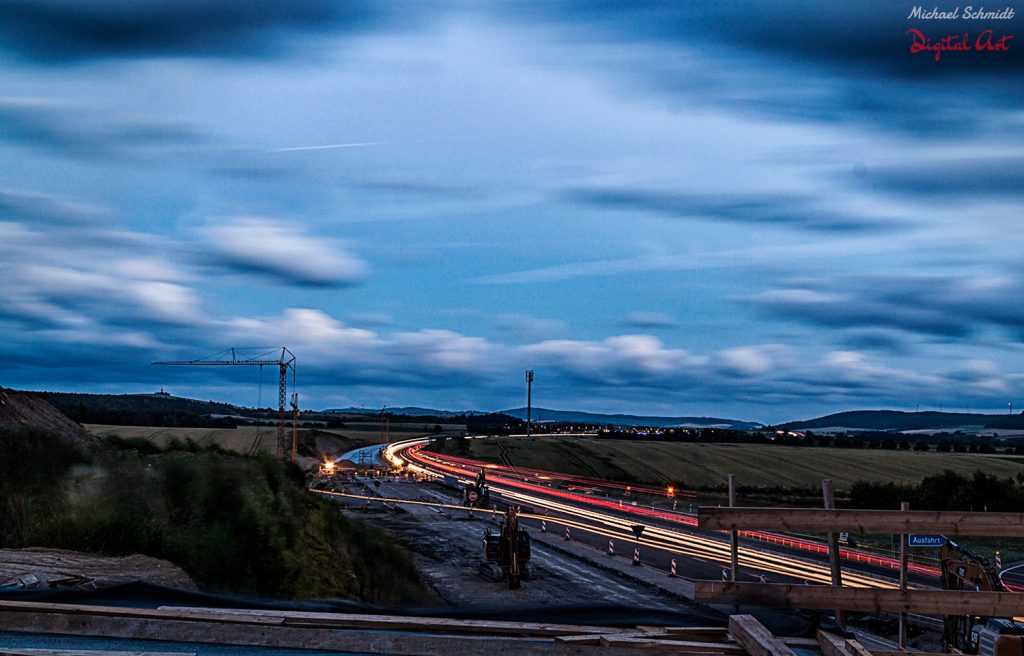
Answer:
2, 1, 1022, 422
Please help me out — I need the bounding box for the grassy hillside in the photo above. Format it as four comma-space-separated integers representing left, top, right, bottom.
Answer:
429, 435, 1024, 492
86, 424, 452, 457
1, 426, 428, 603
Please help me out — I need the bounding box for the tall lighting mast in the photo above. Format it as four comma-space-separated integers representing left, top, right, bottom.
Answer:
526, 370, 534, 439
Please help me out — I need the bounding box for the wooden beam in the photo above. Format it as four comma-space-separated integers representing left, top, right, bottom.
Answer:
697, 507, 1024, 536
0, 604, 653, 656
153, 605, 634, 637
0, 652, 193, 656
817, 629, 850, 656
728, 615, 799, 656
822, 479, 845, 629
729, 474, 739, 583
695, 581, 1024, 616
599, 637, 744, 653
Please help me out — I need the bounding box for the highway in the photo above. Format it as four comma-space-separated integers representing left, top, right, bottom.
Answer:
380, 436, 942, 593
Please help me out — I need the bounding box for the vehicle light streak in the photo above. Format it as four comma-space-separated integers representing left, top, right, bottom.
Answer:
391, 433, 942, 577
318, 487, 896, 588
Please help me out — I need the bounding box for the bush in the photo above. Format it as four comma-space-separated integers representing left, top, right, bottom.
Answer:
0, 427, 426, 603
847, 469, 1024, 511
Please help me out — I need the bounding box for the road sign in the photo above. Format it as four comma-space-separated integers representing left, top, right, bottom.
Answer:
468, 491, 478, 502
631, 524, 645, 539
908, 534, 945, 547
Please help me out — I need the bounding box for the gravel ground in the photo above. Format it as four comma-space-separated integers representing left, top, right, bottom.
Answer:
0, 547, 196, 590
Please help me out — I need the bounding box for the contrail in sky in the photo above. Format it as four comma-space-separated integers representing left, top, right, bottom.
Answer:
268, 141, 395, 153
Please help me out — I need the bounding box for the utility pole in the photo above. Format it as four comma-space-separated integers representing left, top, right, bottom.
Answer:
525, 370, 534, 439
290, 392, 299, 464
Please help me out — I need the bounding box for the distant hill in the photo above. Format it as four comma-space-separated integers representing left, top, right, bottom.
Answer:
35, 391, 241, 416
30, 391, 244, 428
0, 386, 98, 447
779, 410, 1020, 432
325, 407, 487, 418
500, 407, 762, 431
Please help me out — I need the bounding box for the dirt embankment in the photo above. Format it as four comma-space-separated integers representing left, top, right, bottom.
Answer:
0, 386, 98, 447
0, 547, 196, 590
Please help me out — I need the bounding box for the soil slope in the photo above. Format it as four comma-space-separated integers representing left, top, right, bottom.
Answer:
0, 385, 98, 447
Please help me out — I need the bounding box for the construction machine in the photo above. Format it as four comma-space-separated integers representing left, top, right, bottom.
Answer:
480, 506, 532, 589
941, 539, 1024, 655
464, 468, 490, 509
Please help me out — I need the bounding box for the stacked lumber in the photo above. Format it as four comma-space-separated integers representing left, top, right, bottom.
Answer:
0, 600, 891, 656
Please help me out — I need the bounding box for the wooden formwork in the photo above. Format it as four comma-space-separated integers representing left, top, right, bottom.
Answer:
0, 600, 883, 656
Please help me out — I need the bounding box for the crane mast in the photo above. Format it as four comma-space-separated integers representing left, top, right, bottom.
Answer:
152, 347, 297, 460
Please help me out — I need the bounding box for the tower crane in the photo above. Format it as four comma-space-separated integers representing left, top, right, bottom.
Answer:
152, 347, 297, 461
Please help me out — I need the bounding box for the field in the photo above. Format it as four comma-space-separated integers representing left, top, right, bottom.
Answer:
431, 436, 1024, 492
87, 422, 461, 457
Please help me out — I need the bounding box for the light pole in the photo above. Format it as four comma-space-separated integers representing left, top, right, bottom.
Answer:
526, 370, 534, 439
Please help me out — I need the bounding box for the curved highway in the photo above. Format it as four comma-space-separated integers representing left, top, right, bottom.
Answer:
382, 435, 943, 591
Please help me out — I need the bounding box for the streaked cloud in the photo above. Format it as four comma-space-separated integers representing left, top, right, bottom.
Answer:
566, 188, 897, 233
198, 217, 369, 287
0, 0, 387, 62
623, 312, 676, 329
0, 97, 206, 159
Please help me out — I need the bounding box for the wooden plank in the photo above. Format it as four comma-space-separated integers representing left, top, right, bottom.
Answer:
817, 629, 850, 656
555, 631, 677, 645
156, 605, 631, 637
659, 627, 730, 639
0, 652, 193, 656
729, 474, 739, 583
782, 637, 825, 648
0, 606, 648, 656
695, 582, 1024, 616
553, 635, 604, 645
728, 615, 799, 656
697, 507, 1024, 537
822, 479, 845, 629
898, 500, 910, 649
846, 639, 874, 656
600, 636, 742, 653
0, 600, 283, 626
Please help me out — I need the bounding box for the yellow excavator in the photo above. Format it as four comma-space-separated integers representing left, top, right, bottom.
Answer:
480, 506, 532, 589
941, 539, 1024, 655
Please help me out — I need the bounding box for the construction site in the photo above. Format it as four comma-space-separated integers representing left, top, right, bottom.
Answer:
5, 350, 1024, 655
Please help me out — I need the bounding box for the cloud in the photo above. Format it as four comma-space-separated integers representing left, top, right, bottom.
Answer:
0, 98, 206, 158
623, 311, 676, 329
512, 2, 1023, 138
0, 0, 389, 62
566, 188, 896, 233
717, 345, 789, 377
217, 309, 502, 389
855, 156, 1024, 199
751, 271, 1024, 341
0, 188, 107, 224
494, 315, 568, 342
198, 217, 369, 287
750, 285, 970, 338
522, 334, 709, 385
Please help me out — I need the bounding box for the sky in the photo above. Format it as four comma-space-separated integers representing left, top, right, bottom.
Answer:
1, 1, 1022, 423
